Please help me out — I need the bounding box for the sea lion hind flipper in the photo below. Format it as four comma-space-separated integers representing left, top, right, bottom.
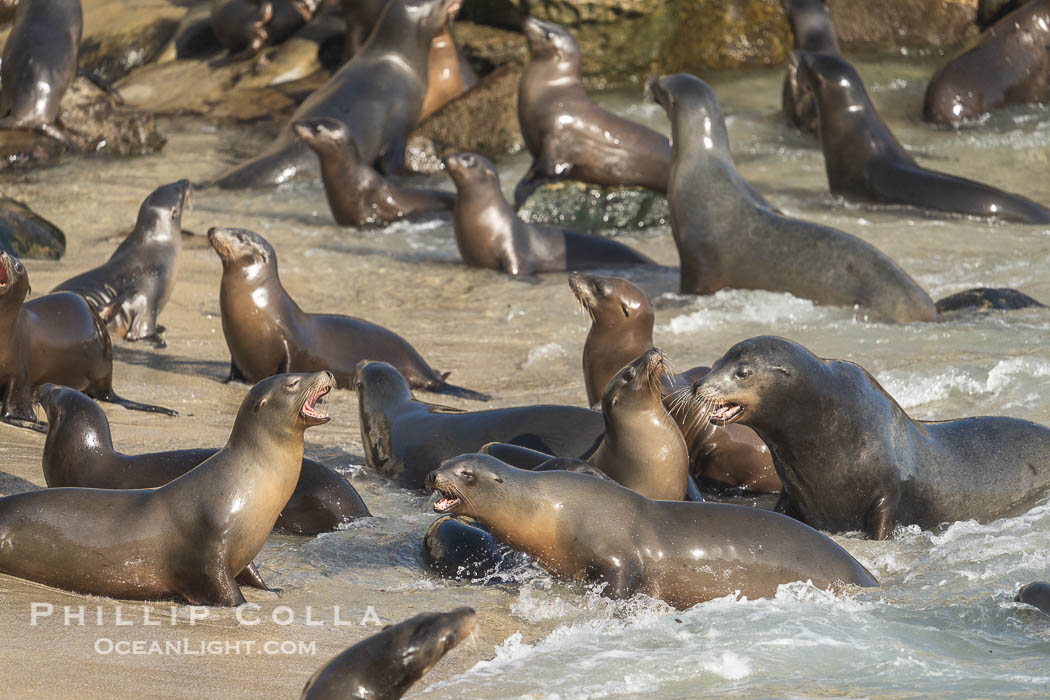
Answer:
684, 475, 705, 502
0, 415, 48, 433
76, 69, 125, 105
481, 442, 555, 469
428, 379, 491, 402
935, 287, 1046, 314
96, 390, 178, 417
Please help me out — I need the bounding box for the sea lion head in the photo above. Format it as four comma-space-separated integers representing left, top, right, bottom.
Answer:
522, 17, 579, 68
237, 371, 334, 440
0, 251, 30, 307
648, 73, 728, 156
794, 50, 870, 122
39, 384, 107, 438
602, 348, 665, 415
426, 453, 517, 518
136, 179, 192, 240
355, 360, 412, 470
207, 227, 276, 277
443, 152, 500, 191
293, 118, 361, 163
569, 272, 653, 331
401, 0, 462, 38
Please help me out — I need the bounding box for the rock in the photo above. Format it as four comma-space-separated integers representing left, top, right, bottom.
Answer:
0, 198, 67, 259
825, 0, 978, 47
666, 0, 791, 72
407, 63, 524, 174
451, 20, 528, 74
77, 0, 185, 82
0, 0, 16, 24
517, 181, 668, 234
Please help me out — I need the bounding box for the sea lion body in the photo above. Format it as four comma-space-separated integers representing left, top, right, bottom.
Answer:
421, 25, 475, 119
444, 153, 651, 275
797, 51, 1050, 224
924, 0, 1050, 127
428, 454, 877, 607
650, 73, 937, 324
52, 180, 191, 346
294, 118, 453, 227
0, 371, 333, 605
40, 384, 369, 535
782, 0, 840, 134
357, 360, 604, 488
1017, 581, 1050, 615
688, 336, 1050, 539
515, 18, 670, 205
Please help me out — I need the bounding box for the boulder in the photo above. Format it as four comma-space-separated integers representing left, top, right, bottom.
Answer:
0, 197, 67, 259
517, 181, 668, 234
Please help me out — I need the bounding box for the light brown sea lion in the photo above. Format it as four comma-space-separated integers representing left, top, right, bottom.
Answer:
0, 252, 176, 433
427, 454, 877, 607
687, 336, 1050, 539
208, 227, 486, 400
0, 371, 333, 605
52, 180, 191, 348
301, 607, 476, 699
421, 24, 476, 119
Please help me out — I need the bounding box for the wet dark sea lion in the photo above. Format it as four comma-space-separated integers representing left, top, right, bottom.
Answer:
428, 454, 877, 607
781, 0, 840, 135
52, 180, 191, 347
301, 607, 476, 699
688, 336, 1050, 540
209, 227, 485, 399
444, 153, 651, 275
339, 0, 388, 59
570, 272, 780, 494
650, 73, 938, 324
210, 0, 320, 62
1017, 581, 1050, 615
209, 0, 459, 188
515, 18, 671, 205
40, 384, 369, 535
923, 0, 1050, 127
422, 514, 523, 580
796, 51, 1050, 224
0, 371, 333, 605
356, 360, 604, 489
294, 118, 453, 228
0, 252, 175, 432
0, 0, 81, 140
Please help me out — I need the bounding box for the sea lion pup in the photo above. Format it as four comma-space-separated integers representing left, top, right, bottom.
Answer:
421, 24, 476, 119
650, 73, 938, 325
0, 0, 81, 141
211, 0, 320, 63
39, 384, 369, 535
795, 51, 1050, 224
208, 227, 485, 400
0, 252, 175, 432
293, 118, 453, 228
356, 360, 604, 489
52, 180, 191, 348
1017, 582, 1050, 615
443, 153, 651, 275
923, 0, 1050, 127
570, 272, 780, 494
427, 454, 877, 606
422, 514, 523, 580
208, 0, 460, 188
301, 607, 476, 699
514, 18, 671, 206
687, 336, 1050, 540
0, 371, 333, 605
781, 0, 840, 135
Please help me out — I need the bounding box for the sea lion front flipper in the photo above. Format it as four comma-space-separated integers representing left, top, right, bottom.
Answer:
684, 475, 705, 502
236, 561, 278, 591
178, 566, 246, 607
225, 358, 249, 384
2, 381, 47, 432
866, 495, 897, 541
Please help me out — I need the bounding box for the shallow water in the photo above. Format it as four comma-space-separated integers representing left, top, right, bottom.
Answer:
1, 52, 1050, 698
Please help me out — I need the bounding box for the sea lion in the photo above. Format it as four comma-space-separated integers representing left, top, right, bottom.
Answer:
39, 384, 369, 535
0, 0, 81, 141
208, 0, 460, 188
293, 118, 453, 228
339, 0, 388, 60
422, 514, 523, 580
209, 227, 485, 399
427, 454, 877, 607
781, 0, 840, 135
923, 0, 1050, 127
570, 272, 780, 494
0, 252, 175, 432
356, 359, 604, 488
650, 72, 938, 324
686, 335, 1050, 539
301, 607, 476, 699
0, 371, 333, 605
443, 153, 651, 275
1016, 581, 1050, 615
979, 0, 1034, 28
515, 18, 671, 206
211, 0, 320, 63
795, 51, 1050, 223
421, 25, 476, 119
52, 180, 191, 347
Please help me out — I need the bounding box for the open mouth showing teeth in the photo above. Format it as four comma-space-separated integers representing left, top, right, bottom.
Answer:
0, 263, 7, 286
301, 386, 331, 422
709, 402, 743, 423
433, 490, 461, 513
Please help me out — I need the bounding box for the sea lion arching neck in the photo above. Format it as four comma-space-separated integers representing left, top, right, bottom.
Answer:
364, 1, 436, 72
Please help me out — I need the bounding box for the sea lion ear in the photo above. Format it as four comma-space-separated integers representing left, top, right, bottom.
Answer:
492, 474, 503, 483
774, 365, 791, 376
253, 396, 269, 412
621, 303, 630, 318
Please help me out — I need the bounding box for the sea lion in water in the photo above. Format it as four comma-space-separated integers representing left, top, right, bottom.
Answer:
1016, 581, 1050, 615
795, 51, 1050, 224
570, 272, 780, 494
209, 0, 460, 188
781, 0, 839, 135
0, 0, 81, 141
0, 371, 333, 605
427, 454, 877, 607
0, 253, 175, 432
211, 0, 320, 63
443, 153, 651, 275
514, 18, 671, 206
39, 384, 369, 535
687, 335, 1050, 539
422, 514, 523, 580
293, 118, 453, 227
923, 0, 1050, 127
52, 180, 191, 347
356, 359, 604, 489
650, 72, 938, 324
209, 227, 485, 399
301, 607, 476, 699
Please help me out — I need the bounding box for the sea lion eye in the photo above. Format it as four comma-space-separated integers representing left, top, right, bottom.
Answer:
734, 367, 752, 380
355, 380, 364, 390
13, 261, 23, 273
492, 474, 503, 483
458, 468, 475, 483
623, 367, 636, 382
286, 378, 301, 390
